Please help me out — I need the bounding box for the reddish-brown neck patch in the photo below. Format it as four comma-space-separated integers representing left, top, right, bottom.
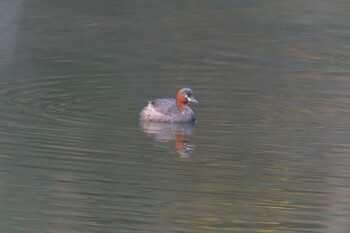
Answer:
176, 92, 188, 109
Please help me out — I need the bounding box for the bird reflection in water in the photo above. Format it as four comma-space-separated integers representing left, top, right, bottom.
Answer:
140, 121, 196, 157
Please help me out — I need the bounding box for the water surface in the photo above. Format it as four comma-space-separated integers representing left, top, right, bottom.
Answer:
1, 0, 350, 232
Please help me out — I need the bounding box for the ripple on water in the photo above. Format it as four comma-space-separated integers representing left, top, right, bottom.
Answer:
1, 74, 135, 124
0, 74, 143, 168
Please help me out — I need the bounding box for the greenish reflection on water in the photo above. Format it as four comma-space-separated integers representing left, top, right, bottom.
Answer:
1, 0, 350, 232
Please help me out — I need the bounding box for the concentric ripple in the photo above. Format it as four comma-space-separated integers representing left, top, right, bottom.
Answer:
0, 73, 143, 171
0, 74, 134, 125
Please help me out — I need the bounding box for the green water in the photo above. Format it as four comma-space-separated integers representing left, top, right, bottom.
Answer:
1, 0, 350, 232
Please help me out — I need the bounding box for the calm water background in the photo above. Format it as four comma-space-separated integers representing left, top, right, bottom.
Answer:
1, 0, 350, 232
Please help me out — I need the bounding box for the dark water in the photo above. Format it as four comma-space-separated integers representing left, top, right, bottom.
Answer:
1, 0, 350, 232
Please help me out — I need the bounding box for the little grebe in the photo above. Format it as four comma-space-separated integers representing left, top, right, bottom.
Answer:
140, 88, 197, 123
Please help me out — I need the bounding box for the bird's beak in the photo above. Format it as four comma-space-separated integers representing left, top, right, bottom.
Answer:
187, 96, 198, 103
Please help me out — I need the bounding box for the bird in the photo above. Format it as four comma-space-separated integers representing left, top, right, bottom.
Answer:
140, 88, 198, 123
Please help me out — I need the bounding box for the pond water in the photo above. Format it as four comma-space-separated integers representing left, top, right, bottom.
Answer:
1, 0, 350, 232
